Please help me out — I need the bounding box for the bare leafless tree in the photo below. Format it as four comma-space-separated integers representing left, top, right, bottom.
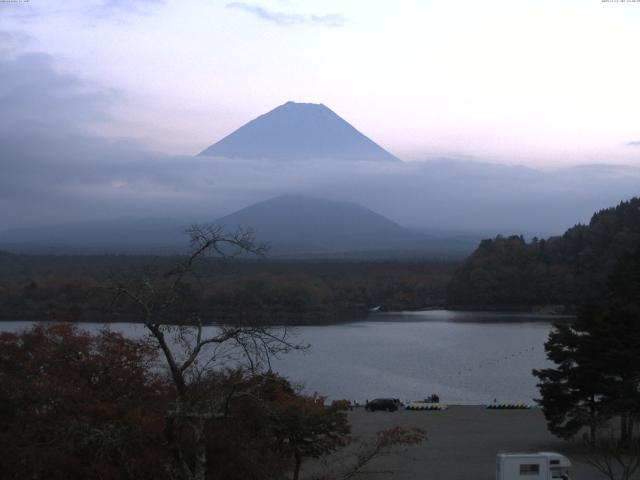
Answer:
110, 225, 303, 480
312, 427, 427, 480
583, 427, 640, 480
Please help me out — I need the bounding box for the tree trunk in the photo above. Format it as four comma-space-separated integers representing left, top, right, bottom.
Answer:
192, 417, 208, 480
589, 397, 597, 445
293, 453, 302, 480
164, 415, 193, 480
620, 414, 633, 449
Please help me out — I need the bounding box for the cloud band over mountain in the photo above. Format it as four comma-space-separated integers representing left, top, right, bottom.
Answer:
1, 48, 640, 237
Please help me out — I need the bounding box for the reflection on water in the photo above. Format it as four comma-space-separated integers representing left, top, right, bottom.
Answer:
0, 311, 560, 404
366, 310, 572, 323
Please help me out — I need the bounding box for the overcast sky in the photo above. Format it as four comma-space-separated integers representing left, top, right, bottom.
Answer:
2, 0, 640, 167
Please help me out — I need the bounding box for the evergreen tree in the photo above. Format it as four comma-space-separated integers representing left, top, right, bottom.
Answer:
533, 316, 607, 442
534, 247, 640, 443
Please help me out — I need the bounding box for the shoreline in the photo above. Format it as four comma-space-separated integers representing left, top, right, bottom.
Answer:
0, 308, 574, 328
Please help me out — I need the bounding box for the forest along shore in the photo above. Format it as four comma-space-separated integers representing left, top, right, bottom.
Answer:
0, 251, 575, 325
0, 255, 456, 324
341, 406, 600, 480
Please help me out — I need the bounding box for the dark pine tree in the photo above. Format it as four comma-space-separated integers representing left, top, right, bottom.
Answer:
534, 247, 640, 444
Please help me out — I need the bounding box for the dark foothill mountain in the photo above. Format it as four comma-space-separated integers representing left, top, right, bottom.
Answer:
215, 195, 409, 254
447, 197, 640, 309
198, 101, 399, 162
214, 195, 477, 257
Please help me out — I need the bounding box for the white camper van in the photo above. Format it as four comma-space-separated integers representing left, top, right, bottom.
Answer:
496, 452, 571, 480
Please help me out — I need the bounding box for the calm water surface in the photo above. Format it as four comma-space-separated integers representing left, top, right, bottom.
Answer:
1, 310, 566, 404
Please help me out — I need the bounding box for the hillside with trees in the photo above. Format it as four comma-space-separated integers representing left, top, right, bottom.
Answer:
447, 197, 640, 309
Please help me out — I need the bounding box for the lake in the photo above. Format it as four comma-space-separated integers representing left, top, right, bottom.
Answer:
0, 310, 567, 405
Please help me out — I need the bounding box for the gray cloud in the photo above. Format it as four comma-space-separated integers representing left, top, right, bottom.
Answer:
627, 141, 640, 147
0, 52, 113, 131
1, 0, 163, 23
226, 2, 347, 27
91, 0, 164, 18
0, 30, 32, 52
99, 0, 163, 9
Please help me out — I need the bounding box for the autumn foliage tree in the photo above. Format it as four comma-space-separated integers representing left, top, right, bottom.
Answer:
272, 389, 350, 480
0, 323, 168, 480
0, 325, 421, 480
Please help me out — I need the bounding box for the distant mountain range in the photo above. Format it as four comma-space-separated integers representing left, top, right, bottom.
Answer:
0, 196, 480, 258
198, 101, 399, 162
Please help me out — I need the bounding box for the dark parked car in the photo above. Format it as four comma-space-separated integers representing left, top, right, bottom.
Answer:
365, 398, 399, 412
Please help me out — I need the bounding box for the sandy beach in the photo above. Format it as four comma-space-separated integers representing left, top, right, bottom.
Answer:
323, 406, 605, 480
